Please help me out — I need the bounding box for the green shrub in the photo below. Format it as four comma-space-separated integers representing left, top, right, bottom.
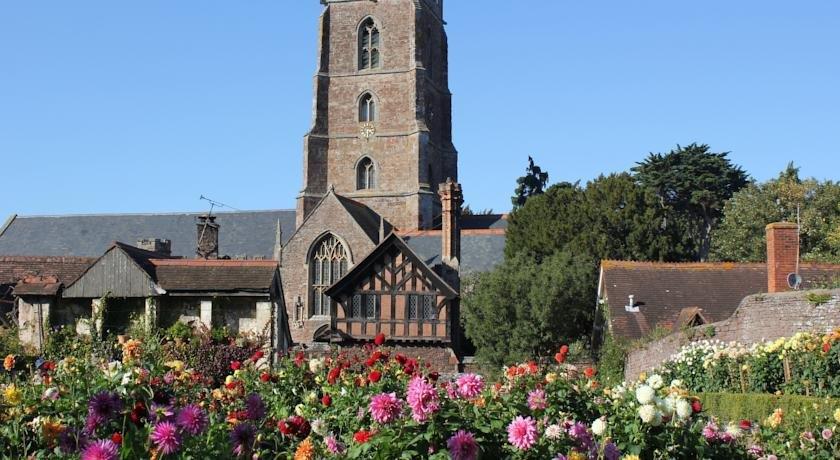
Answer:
0, 326, 22, 356
597, 335, 628, 387
165, 320, 195, 342
806, 291, 833, 306
700, 392, 839, 432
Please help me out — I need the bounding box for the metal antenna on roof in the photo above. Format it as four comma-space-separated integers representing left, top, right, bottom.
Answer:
199, 195, 241, 214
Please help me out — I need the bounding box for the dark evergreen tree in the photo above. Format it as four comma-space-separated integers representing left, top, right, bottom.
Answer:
632, 143, 749, 261
511, 156, 549, 209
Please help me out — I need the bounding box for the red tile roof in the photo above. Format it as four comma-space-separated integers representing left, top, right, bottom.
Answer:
601, 260, 840, 340
0, 256, 96, 286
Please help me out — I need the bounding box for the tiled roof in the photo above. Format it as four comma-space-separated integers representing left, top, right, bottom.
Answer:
0, 256, 96, 286
461, 214, 508, 230
601, 260, 840, 340
0, 210, 295, 259
150, 259, 278, 293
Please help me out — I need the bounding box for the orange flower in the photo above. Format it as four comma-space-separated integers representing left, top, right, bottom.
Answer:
294, 438, 315, 460
584, 367, 597, 379
3, 354, 15, 372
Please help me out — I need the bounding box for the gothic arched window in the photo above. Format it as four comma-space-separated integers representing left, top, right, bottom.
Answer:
359, 93, 376, 122
358, 18, 380, 70
357, 157, 376, 190
310, 235, 349, 317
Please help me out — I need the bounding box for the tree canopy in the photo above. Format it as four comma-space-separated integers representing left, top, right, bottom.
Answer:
711, 163, 840, 263
511, 156, 549, 209
632, 144, 749, 261
461, 250, 596, 367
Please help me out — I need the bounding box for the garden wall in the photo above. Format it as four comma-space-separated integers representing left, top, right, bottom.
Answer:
624, 289, 840, 380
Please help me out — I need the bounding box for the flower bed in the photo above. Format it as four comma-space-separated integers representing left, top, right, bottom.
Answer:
1, 333, 838, 459
659, 329, 840, 397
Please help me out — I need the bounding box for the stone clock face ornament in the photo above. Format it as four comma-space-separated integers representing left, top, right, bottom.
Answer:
360, 122, 376, 140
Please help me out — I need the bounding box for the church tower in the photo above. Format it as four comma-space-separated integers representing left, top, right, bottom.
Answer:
297, 0, 458, 231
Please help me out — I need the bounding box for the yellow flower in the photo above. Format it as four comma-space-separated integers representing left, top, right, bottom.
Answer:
834, 408, 840, 424
568, 452, 587, 460
545, 372, 558, 383
3, 385, 22, 405
622, 455, 641, 460
764, 408, 784, 428
638, 372, 648, 382
164, 360, 185, 372
294, 438, 315, 460
3, 354, 14, 371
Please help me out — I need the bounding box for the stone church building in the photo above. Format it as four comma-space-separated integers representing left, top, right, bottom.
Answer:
0, 0, 507, 370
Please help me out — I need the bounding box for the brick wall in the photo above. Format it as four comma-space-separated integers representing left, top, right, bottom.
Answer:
298, 0, 457, 231
624, 289, 840, 380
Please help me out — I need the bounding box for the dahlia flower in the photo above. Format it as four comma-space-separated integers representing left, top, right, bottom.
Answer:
80, 439, 119, 460
527, 389, 547, 411
507, 416, 538, 450
88, 392, 123, 426
406, 376, 440, 423
325, 435, 346, 454
447, 430, 478, 460
369, 392, 403, 424
245, 393, 266, 420
591, 417, 607, 436
176, 404, 208, 435
635, 385, 655, 405
150, 422, 181, 455
230, 422, 256, 456
455, 373, 484, 399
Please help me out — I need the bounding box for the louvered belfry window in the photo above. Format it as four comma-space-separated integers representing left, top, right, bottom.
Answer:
310, 235, 349, 317
359, 18, 380, 70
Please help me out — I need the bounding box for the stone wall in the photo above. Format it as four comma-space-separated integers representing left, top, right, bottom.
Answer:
624, 289, 840, 380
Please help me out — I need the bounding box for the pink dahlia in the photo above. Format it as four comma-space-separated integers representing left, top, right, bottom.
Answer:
149, 421, 181, 455
447, 430, 478, 460
507, 416, 538, 450
406, 376, 440, 423
176, 404, 208, 435
369, 392, 403, 424
455, 374, 484, 399
325, 435, 346, 455
527, 389, 547, 411
81, 439, 119, 460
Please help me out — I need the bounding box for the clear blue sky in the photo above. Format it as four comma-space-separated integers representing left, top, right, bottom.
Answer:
2, 1, 838, 221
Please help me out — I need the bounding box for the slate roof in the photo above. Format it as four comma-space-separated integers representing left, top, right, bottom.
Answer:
600, 260, 840, 340
0, 210, 296, 259
402, 232, 506, 275
461, 214, 508, 230
151, 259, 279, 293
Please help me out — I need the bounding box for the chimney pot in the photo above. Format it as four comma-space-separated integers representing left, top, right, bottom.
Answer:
766, 222, 799, 293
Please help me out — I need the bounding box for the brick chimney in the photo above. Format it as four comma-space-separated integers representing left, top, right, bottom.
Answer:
766, 222, 799, 293
438, 178, 463, 267
196, 215, 219, 259
137, 238, 172, 256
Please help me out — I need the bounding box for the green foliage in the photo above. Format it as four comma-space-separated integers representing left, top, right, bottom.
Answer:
597, 335, 628, 387
633, 143, 749, 261
506, 173, 692, 263
511, 156, 549, 209
712, 162, 840, 263
806, 291, 833, 306
700, 392, 838, 432
461, 251, 596, 367
166, 320, 195, 342
0, 326, 22, 356
43, 325, 93, 361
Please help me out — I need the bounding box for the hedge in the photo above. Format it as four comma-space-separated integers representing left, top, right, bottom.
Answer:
700, 392, 839, 431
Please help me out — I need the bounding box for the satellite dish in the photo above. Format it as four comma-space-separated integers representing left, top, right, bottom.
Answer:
787, 273, 802, 290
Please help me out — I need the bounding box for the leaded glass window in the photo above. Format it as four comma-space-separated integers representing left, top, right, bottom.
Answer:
358, 18, 380, 70
407, 295, 419, 320
309, 235, 349, 317
423, 295, 436, 320
357, 157, 376, 190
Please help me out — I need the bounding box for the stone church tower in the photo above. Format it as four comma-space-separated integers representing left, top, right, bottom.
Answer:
297, 0, 457, 231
